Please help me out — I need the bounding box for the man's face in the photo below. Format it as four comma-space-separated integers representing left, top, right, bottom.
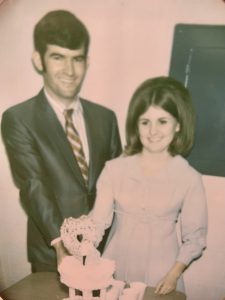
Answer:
40, 44, 88, 105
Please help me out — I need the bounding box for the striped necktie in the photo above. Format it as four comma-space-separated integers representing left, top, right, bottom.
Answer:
64, 109, 88, 186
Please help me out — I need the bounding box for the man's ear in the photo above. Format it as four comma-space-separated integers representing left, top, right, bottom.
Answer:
84, 56, 90, 73
86, 56, 90, 68
32, 51, 44, 73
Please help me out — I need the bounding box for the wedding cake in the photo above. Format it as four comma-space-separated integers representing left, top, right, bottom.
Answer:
58, 215, 146, 300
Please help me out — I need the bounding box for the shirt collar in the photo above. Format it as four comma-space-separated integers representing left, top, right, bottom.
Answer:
44, 88, 83, 116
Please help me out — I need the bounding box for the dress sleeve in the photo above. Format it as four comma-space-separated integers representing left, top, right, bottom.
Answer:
177, 172, 208, 266
89, 162, 115, 246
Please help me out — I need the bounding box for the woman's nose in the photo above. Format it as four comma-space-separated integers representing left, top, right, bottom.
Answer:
149, 123, 158, 135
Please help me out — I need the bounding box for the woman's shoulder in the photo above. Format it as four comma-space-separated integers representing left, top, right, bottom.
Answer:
105, 154, 138, 171
171, 155, 202, 180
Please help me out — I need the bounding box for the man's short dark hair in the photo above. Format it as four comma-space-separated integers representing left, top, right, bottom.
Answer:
34, 10, 90, 59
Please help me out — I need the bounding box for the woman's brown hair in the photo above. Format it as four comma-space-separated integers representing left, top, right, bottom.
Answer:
124, 76, 195, 157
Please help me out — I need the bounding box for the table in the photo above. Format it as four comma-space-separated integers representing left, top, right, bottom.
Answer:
0, 273, 186, 300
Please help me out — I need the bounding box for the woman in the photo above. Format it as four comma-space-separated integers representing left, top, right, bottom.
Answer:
90, 76, 207, 296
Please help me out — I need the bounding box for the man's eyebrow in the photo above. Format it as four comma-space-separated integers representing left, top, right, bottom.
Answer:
49, 53, 86, 59
49, 52, 64, 57
73, 54, 87, 58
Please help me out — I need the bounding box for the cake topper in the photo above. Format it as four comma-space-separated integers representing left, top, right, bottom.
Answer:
60, 215, 100, 265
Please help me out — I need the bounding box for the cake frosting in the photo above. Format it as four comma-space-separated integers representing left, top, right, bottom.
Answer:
58, 255, 115, 291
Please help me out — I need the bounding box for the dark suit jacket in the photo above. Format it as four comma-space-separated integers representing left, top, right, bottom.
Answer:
1, 89, 122, 266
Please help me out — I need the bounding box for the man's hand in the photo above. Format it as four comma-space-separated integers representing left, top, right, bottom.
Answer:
53, 240, 69, 267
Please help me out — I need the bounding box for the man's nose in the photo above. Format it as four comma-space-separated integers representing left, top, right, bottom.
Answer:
64, 59, 75, 75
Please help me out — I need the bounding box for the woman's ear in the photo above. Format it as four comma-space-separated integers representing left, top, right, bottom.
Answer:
32, 51, 44, 73
175, 123, 180, 132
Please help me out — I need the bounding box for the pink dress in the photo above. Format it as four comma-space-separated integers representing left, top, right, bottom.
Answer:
91, 154, 207, 293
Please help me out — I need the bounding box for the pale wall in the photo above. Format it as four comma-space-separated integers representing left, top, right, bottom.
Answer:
0, 0, 225, 299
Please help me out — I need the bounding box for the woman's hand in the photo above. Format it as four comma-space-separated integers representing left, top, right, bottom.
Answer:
154, 261, 187, 295
155, 273, 178, 295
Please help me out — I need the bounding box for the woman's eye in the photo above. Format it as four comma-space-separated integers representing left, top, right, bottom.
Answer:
140, 120, 149, 126
159, 119, 167, 124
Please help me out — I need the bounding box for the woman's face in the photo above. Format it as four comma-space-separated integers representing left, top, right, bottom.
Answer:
138, 105, 180, 155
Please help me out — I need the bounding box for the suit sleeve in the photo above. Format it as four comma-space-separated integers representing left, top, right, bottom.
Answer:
1, 110, 62, 244
109, 112, 122, 159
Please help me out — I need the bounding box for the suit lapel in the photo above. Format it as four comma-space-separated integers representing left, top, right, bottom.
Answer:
36, 90, 86, 187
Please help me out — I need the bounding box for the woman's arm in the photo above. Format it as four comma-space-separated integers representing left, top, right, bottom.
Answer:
89, 162, 115, 245
155, 171, 207, 295
155, 261, 186, 294
177, 172, 208, 265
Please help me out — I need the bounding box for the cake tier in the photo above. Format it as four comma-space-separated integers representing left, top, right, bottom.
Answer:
58, 256, 115, 291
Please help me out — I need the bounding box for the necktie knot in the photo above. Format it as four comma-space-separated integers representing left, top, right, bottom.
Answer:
64, 109, 74, 120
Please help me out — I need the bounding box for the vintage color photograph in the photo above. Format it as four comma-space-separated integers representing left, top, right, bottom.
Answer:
0, 1, 225, 300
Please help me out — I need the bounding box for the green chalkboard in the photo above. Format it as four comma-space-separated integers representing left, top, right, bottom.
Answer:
169, 24, 225, 177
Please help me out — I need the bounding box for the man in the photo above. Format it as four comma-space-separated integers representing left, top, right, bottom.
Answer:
1, 10, 121, 272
